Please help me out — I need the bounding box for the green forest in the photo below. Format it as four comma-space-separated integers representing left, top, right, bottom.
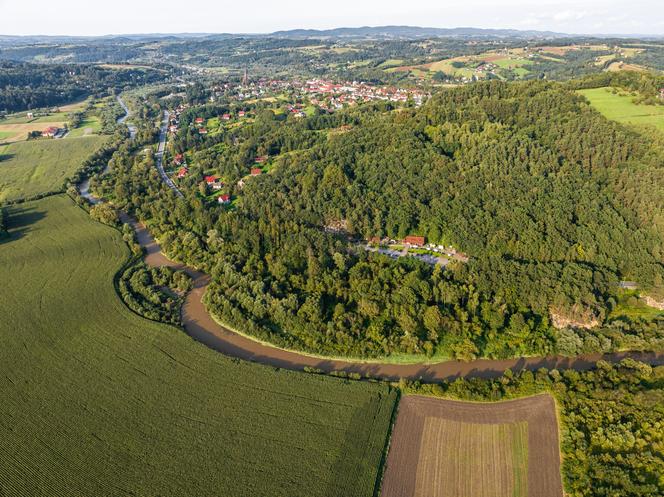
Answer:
95, 72, 664, 361
0, 61, 167, 113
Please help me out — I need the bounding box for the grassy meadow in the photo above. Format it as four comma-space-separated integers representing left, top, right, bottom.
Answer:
579, 87, 664, 132
0, 195, 397, 497
0, 136, 107, 202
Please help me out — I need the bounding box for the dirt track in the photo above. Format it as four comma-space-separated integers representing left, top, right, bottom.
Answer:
123, 217, 664, 381
380, 395, 563, 497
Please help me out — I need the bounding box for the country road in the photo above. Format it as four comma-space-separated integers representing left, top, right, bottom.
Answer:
154, 110, 183, 197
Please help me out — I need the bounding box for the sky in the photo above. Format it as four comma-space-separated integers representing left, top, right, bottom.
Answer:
1, 0, 662, 36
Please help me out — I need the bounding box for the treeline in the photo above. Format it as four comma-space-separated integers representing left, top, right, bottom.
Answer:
0, 61, 167, 112
404, 359, 664, 497
0, 207, 6, 238
102, 76, 664, 360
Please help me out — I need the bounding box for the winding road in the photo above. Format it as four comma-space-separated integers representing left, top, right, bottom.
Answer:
80, 102, 664, 383
154, 110, 183, 197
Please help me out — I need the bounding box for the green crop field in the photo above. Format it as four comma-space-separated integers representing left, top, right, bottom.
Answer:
0, 195, 396, 497
579, 87, 664, 132
0, 136, 107, 202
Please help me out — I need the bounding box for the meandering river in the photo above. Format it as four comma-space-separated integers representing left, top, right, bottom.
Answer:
79, 100, 664, 382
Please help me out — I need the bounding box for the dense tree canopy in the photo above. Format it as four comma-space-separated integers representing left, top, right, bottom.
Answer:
0, 61, 167, 112
98, 75, 664, 360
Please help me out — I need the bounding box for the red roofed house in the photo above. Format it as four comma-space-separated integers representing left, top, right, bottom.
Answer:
198, 128, 208, 135
42, 126, 60, 137
205, 175, 219, 185
174, 153, 184, 166
222, 113, 231, 120
238, 110, 246, 117
250, 168, 262, 176
403, 235, 426, 247
177, 167, 188, 179
194, 117, 204, 125
218, 194, 231, 204
254, 155, 268, 164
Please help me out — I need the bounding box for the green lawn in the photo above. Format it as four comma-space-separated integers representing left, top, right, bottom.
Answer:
67, 115, 102, 137
493, 57, 532, 69
579, 87, 664, 132
0, 136, 107, 202
0, 194, 397, 497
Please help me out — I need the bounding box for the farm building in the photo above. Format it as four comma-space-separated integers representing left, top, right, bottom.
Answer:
177, 167, 188, 179
41, 126, 60, 138
403, 235, 426, 247
218, 194, 231, 204
250, 168, 262, 176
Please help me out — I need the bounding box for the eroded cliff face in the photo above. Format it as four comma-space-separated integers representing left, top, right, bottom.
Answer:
642, 295, 664, 311
550, 305, 601, 330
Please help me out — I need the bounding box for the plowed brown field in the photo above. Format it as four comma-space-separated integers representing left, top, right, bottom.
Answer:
381, 394, 563, 497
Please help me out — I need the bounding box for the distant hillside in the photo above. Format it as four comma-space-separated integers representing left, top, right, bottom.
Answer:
270, 25, 568, 39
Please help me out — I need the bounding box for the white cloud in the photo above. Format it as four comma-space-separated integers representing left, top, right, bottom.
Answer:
552, 10, 588, 22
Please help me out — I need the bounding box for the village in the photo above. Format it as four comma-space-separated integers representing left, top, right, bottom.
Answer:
160, 76, 427, 207
208, 77, 429, 111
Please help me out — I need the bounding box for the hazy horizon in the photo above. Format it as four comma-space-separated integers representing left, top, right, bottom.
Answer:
1, 0, 663, 37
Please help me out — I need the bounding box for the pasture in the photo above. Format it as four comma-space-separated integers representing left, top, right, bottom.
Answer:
67, 115, 102, 137
0, 136, 107, 202
0, 121, 68, 144
390, 50, 533, 80
579, 87, 664, 132
380, 395, 562, 497
0, 99, 91, 143
0, 195, 397, 497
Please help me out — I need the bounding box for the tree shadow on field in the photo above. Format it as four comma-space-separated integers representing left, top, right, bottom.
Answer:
323, 396, 388, 497
0, 204, 46, 245
0, 152, 15, 163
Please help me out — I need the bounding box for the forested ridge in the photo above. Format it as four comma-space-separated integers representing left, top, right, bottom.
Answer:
100, 74, 664, 360
0, 61, 166, 112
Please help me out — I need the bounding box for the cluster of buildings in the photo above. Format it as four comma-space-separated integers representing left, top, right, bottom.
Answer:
168, 104, 188, 135
366, 235, 469, 265
303, 79, 427, 109
174, 154, 188, 179
210, 78, 427, 111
